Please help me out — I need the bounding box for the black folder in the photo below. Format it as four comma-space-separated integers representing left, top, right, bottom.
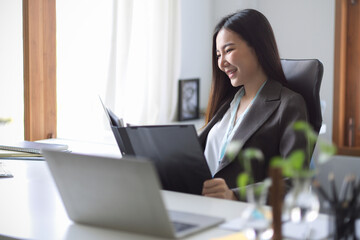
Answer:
99, 97, 211, 195
111, 124, 212, 195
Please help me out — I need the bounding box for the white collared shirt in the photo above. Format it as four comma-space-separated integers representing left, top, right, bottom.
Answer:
204, 89, 244, 176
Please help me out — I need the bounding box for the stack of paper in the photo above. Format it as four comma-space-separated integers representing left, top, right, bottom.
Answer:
0, 141, 68, 159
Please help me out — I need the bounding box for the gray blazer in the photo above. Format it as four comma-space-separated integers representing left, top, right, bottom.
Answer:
199, 79, 308, 189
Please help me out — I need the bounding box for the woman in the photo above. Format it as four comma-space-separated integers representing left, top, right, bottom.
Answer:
199, 9, 308, 200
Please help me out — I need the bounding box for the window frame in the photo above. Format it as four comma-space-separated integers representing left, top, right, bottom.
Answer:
23, 0, 56, 141
333, 0, 360, 155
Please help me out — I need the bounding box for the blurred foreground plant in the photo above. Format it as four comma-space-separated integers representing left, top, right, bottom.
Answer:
226, 141, 267, 197
270, 120, 337, 178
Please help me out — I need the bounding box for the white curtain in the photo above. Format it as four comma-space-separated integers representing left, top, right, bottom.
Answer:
57, 0, 181, 141
105, 0, 181, 125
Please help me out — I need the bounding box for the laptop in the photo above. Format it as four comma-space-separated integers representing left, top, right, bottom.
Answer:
42, 149, 224, 238
99, 98, 212, 195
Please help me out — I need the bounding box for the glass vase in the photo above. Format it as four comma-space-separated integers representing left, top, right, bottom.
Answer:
283, 177, 320, 223
242, 179, 273, 240
283, 176, 320, 239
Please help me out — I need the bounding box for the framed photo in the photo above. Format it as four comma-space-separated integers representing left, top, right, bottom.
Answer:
178, 78, 200, 121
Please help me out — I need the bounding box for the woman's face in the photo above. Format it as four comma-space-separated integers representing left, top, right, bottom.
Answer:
216, 28, 261, 87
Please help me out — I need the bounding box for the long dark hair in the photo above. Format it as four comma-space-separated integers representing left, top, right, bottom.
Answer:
205, 9, 286, 124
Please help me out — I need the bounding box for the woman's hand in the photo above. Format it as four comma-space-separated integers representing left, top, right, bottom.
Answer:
202, 178, 237, 200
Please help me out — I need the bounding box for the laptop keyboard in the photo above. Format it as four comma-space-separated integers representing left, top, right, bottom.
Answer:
172, 221, 197, 232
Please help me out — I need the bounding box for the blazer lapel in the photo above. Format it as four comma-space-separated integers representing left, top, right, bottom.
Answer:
215, 80, 282, 173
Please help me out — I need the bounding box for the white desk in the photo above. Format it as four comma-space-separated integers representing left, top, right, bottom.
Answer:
0, 139, 337, 240
0, 159, 250, 240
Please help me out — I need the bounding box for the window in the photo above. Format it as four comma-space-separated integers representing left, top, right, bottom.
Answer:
56, 0, 181, 142
0, 0, 24, 143
56, 0, 113, 142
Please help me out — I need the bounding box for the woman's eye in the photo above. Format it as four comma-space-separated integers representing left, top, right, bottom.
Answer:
225, 48, 233, 53
216, 54, 221, 59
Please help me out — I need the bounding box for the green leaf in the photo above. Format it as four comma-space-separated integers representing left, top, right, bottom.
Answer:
237, 173, 250, 187
270, 156, 286, 167
269, 121, 337, 179
281, 162, 295, 178
270, 156, 293, 177
237, 173, 249, 198
293, 120, 311, 131
236, 148, 265, 196
288, 150, 305, 171
243, 148, 264, 161
270, 155, 296, 178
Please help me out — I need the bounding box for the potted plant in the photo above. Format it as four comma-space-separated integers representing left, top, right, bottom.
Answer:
227, 120, 337, 238
226, 143, 272, 238
270, 120, 336, 227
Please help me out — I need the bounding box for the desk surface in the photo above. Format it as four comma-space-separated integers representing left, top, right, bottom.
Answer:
0, 139, 336, 240
0, 159, 250, 240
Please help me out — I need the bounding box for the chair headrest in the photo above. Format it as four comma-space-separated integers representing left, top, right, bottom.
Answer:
281, 59, 324, 134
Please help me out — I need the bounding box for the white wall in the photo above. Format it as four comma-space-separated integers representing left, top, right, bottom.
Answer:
0, 0, 24, 144
181, 0, 335, 141
213, 0, 259, 23
180, 0, 213, 113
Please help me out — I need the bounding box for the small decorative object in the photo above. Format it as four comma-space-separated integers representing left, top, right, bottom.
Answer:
226, 143, 273, 240
242, 179, 273, 240
283, 176, 320, 223
225, 121, 337, 239
178, 78, 199, 121
0, 118, 12, 125
313, 173, 359, 239
270, 120, 336, 238
272, 150, 320, 239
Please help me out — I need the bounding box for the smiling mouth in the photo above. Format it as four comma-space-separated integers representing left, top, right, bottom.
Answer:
226, 69, 237, 78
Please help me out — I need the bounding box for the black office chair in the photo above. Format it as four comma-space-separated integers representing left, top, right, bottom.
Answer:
281, 59, 324, 168
281, 59, 324, 135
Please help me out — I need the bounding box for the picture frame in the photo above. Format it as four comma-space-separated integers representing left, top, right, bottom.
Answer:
178, 78, 200, 121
